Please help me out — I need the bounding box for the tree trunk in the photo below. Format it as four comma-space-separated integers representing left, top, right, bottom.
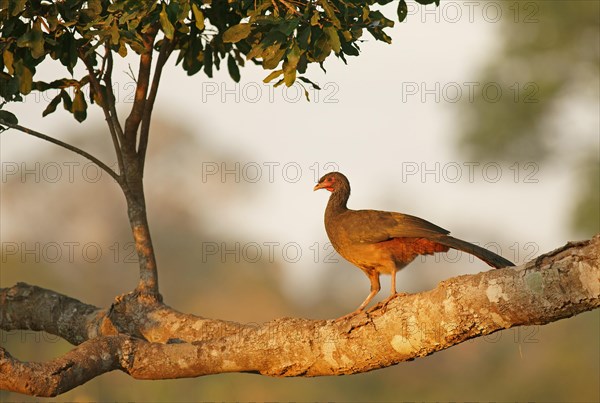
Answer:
120, 154, 160, 299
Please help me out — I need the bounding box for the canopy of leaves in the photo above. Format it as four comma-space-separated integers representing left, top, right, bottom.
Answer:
0, 0, 438, 123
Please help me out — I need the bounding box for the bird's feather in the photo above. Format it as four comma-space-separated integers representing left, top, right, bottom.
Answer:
332, 210, 449, 243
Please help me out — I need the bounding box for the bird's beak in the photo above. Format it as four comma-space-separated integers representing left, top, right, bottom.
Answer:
314, 182, 332, 192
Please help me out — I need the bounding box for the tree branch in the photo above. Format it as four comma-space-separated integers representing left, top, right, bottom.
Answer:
123, 29, 157, 146
1, 236, 598, 396
0, 283, 248, 345
78, 47, 125, 176
0, 283, 102, 345
138, 37, 175, 172
0, 336, 127, 397
103, 43, 125, 146
0, 121, 122, 184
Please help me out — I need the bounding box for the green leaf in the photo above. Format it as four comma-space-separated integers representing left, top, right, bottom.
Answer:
283, 66, 296, 87
263, 69, 283, 83
42, 92, 62, 117
59, 34, 78, 73
87, 0, 103, 15
30, 20, 45, 59
397, 0, 408, 22
298, 76, 321, 90
203, 43, 213, 77
227, 54, 240, 82
262, 45, 286, 70
160, 3, 175, 40
320, 0, 342, 29
110, 22, 120, 45
310, 11, 320, 26
415, 0, 440, 5
72, 89, 87, 123
117, 41, 128, 57
297, 53, 308, 74
341, 40, 359, 56
16, 20, 45, 59
10, 0, 26, 16
0, 75, 21, 102
324, 26, 341, 54
283, 43, 301, 87
18, 65, 33, 94
0, 110, 19, 125
276, 18, 300, 36
192, 3, 205, 30
312, 33, 332, 62
298, 26, 311, 48
60, 90, 72, 111
222, 23, 252, 44
3, 50, 14, 75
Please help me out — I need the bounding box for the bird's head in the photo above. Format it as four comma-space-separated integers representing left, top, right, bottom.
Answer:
314, 172, 349, 193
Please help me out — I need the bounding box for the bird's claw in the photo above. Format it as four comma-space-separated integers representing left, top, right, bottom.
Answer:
334, 309, 364, 322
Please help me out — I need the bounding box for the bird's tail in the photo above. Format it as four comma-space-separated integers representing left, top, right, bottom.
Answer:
436, 236, 515, 268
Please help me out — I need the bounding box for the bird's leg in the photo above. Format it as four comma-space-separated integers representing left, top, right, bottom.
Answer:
336, 270, 380, 321
381, 270, 403, 307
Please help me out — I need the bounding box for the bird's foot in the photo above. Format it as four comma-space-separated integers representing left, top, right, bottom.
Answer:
334, 309, 364, 322
382, 292, 408, 305
366, 293, 409, 315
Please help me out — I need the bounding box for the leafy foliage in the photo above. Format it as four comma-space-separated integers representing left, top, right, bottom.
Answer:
0, 0, 437, 122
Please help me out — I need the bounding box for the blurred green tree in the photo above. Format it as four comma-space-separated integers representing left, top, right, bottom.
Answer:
458, 1, 599, 236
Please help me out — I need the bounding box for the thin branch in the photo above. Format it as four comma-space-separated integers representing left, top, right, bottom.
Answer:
78, 48, 125, 176
103, 43, 125, 146
125, 64, 138, 83
123, 28, 157, 145
276, 0, 302, 16
0, 236, 598, 397
138, 37, 176, 172
0, 121, 122, 184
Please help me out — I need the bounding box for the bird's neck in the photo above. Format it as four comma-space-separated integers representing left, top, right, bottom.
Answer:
325, 187, 350, 217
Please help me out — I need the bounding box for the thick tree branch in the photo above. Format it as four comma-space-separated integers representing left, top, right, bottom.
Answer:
0, 121, 121, 184
0, 284, 245, 345
0, 283, 102, 345
1, 236, 598, 396
0, 336, 127, 397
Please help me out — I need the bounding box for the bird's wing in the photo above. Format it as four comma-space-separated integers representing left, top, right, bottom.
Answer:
338, 210, 450, 243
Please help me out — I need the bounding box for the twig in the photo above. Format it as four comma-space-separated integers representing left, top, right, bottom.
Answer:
125, 64, 138, 84
138, 37, 175, 171
103, 43, 125, 146
78, 47, 125, 176
0, 120, 121, 184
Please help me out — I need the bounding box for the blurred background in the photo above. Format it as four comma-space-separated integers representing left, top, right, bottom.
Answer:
1, 1, 598, 401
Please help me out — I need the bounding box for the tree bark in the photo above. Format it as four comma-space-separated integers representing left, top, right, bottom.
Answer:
122, 175, 160, 299
1, 236, 598, 397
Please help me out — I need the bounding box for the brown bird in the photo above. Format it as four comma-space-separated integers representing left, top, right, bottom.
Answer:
314, 171, 514, 318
